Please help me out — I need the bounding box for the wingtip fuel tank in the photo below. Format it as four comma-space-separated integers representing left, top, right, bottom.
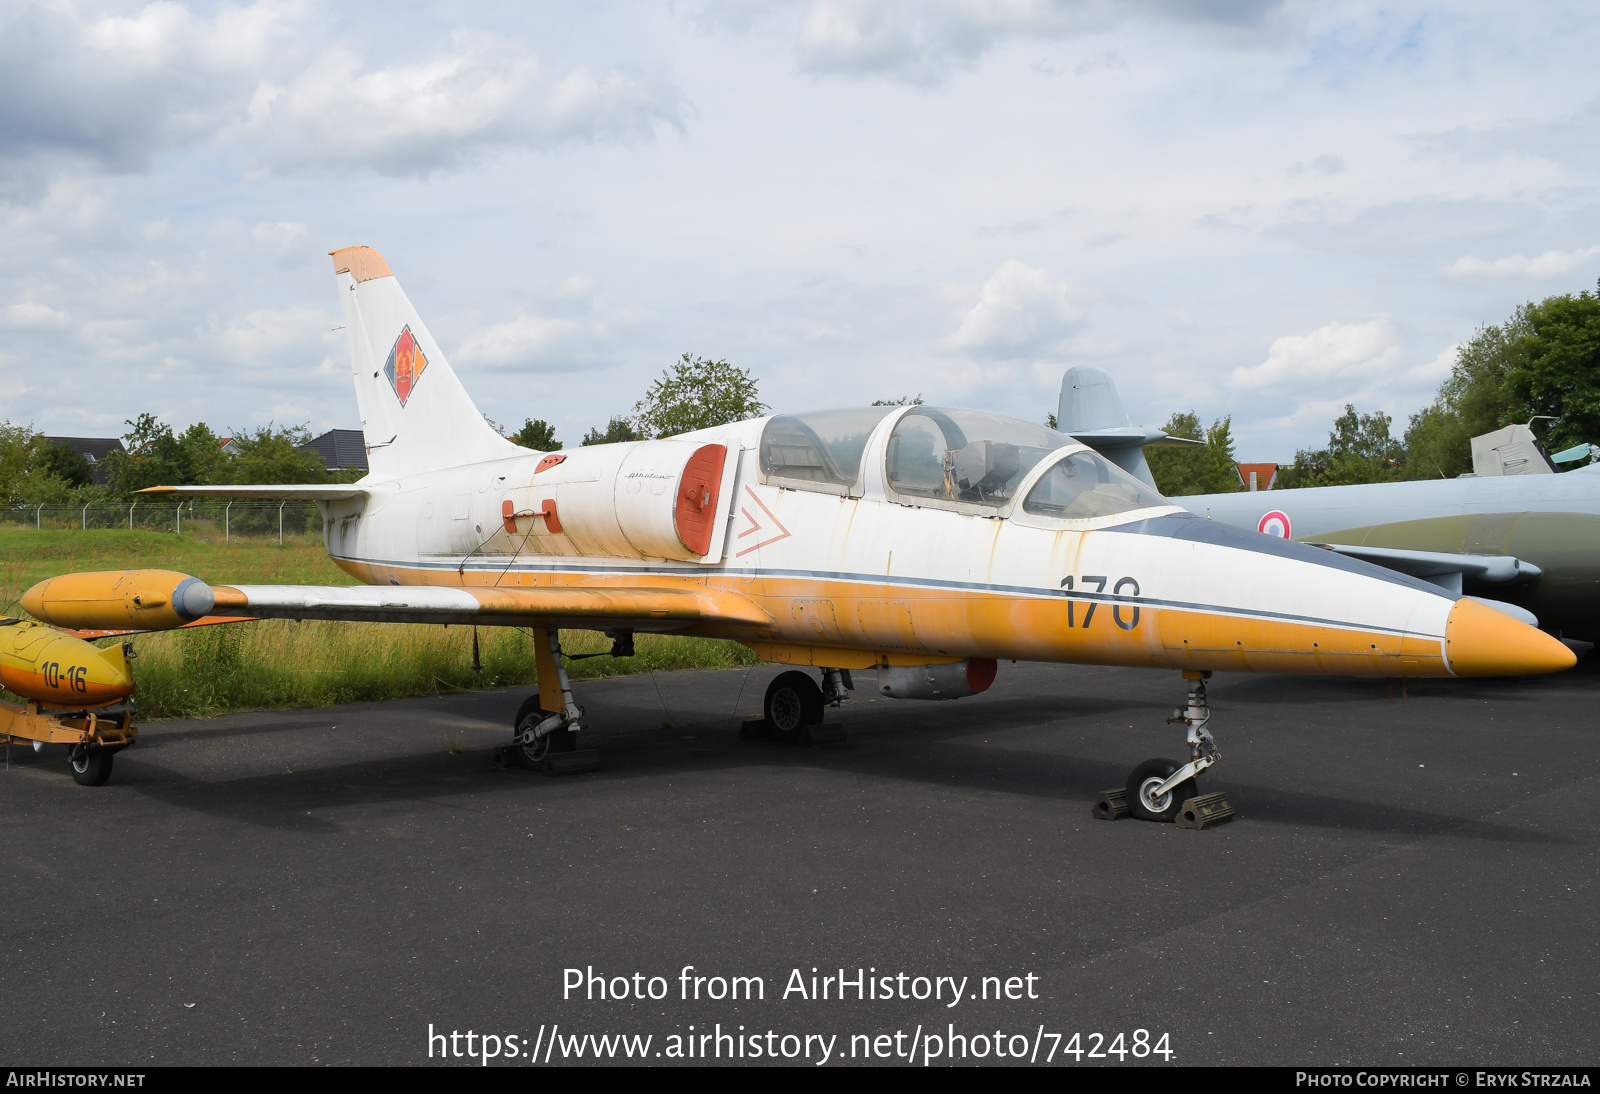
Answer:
23, 570, 216, 632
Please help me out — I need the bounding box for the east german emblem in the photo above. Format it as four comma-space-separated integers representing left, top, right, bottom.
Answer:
384, 326, 428, 406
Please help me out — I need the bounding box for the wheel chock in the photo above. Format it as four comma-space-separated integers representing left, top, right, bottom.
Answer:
802, 722, 846, 746
543, 749, 602, 776
739, 718, 772, 738
492, 745, 520, 769
1175, 792, 1234, 830
1093, 789, 1129, 820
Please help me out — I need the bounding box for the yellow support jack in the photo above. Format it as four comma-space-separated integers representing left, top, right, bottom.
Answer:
1, 699, 138, 786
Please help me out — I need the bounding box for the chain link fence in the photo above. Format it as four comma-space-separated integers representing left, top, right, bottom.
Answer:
2, 501, 324, 542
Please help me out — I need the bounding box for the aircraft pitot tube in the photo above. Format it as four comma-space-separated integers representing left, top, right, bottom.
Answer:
0, 620, 135, 707
23, 569, 216, 632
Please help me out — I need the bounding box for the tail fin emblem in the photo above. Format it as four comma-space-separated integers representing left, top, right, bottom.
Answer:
384, 326, 429, 407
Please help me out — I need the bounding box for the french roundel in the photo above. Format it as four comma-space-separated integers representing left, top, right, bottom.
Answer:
1257, 510, 1292, 539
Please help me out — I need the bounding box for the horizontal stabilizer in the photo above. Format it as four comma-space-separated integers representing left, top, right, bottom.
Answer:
1068, 427, 1205, 451
137, 485, 370, 501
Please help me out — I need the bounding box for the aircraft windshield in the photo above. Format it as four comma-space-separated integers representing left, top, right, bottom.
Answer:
885, 407, 1070, 508
760, 406, 898, 489
1022, 450, 1168, 520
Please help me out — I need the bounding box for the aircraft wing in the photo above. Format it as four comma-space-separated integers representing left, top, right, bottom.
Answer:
206, 583, 772, 627
137, 485, 371, 500
1311, 543, 1542, 586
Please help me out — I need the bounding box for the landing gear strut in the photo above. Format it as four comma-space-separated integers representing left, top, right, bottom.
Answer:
1104, 671, 1223, 823
497, 628, 600, 775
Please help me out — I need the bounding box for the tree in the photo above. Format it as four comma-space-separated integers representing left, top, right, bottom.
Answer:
211, 424, 329, 485
582, 416, 643, 446
0, 421, 45, 504
1401, 310, 1532, 479
1504, 285, 1600, 454
98, 414, 225, 496
511, 418, 562, 451
1143, 411, 1241, 496
872, 395, 924, 406
36, 441, 92, 488
1278, 404, 1403, 488
634, 354, 767, 438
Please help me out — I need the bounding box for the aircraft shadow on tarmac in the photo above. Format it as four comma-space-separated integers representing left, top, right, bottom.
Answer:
7, 674, 1572, 847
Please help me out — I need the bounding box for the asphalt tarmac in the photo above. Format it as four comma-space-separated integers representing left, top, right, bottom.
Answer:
3, 656, 1597, 1067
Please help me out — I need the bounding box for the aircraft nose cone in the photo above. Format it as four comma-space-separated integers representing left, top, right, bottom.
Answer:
1445, 597, 1576, 677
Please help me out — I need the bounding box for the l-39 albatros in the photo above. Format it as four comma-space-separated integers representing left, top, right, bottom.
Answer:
22, 247, 1575, 815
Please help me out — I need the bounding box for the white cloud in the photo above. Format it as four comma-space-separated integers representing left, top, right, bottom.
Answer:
1446, 246, 1600, 279
454, 280, 618, 373
948, 260, 1083, 359
1232, 319, 1402, 389
794, 0, 1285, 84
244, 39, 685, 176
0, 302, 72, 330
0, 1, 685, 185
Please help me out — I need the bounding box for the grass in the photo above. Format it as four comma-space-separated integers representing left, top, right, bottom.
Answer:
0, 526, 757, 719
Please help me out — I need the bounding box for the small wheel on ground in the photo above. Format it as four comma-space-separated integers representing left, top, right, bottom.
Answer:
513, 696, 575, 768
70, 744, 115, 787
763, 671, 824, 740
1125, 758, 1196, 823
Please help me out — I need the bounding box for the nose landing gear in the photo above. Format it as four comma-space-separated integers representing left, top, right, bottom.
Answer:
1100, 671, 1230, 826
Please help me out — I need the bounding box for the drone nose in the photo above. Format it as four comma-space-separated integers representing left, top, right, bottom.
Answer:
1444, 597, 1575, 677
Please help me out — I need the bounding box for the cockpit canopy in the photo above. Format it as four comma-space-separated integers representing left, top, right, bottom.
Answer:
1021, 450, 1167, 519
885, 407, 1068, 508
757, 404, 1171, 521
759, 406, 898, 491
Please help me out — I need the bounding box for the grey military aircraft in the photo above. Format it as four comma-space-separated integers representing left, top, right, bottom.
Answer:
1057, 367, 1600, 642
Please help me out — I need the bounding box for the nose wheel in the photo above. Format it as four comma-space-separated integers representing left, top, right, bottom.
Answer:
1106, 671, 1223, 824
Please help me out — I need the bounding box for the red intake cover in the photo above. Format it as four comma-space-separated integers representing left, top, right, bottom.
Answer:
673, 444, 727, 557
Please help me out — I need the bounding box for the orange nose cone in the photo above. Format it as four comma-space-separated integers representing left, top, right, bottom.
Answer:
1445, 597, 1576, 677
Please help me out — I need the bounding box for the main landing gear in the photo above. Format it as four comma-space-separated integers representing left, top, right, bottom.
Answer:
494, 628, 602, 775
750, 667, 852, 744
1096, 671, 1233, 828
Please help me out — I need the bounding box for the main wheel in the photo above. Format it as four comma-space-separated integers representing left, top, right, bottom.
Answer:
763, 671, 824, 740
1125, 758, 1196, 823
513, 695, 575, 767
70, 744, 115, 787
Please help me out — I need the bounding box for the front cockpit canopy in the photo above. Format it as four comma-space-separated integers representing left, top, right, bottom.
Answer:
1022, 450, 1168, 519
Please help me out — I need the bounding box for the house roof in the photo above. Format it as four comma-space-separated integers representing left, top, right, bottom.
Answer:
1237, 462, 1279, 489
296, 429, 368, 472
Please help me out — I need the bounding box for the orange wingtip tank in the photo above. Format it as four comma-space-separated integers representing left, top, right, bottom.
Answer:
0, 620, 134, 706
23, 570, 217, 632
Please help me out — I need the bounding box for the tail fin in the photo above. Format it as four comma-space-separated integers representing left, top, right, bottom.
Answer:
332, 246, 519, 479
1058, 365, 1132, 433
1057, 366, 1199, 489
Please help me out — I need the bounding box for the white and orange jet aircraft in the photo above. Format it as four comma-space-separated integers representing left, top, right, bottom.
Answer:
23, 246, 1576, 817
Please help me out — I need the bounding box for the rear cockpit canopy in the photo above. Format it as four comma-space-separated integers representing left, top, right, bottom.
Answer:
758, 405, 1174, 522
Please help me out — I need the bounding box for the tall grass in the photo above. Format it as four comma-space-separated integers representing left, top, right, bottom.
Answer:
129, 621, 756, 718
2, 528, 758, 719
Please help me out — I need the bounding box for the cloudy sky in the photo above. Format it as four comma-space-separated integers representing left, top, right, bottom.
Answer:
3, 0, 1598, 459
